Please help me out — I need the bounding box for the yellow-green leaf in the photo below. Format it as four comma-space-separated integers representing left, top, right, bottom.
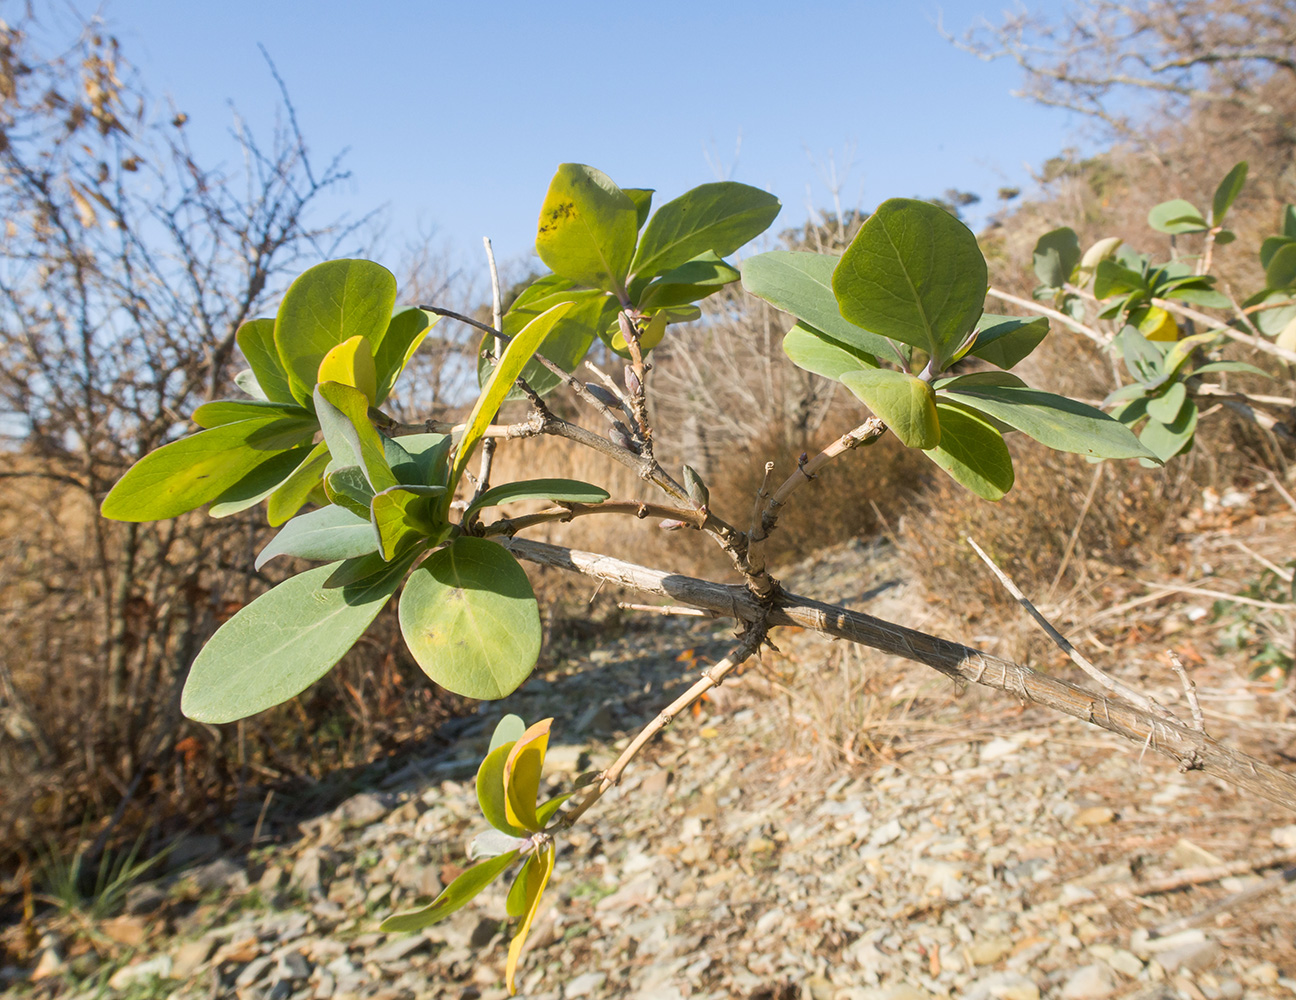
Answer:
505, 843, 554, 995
503, 718, 551, 832
317, 335, 378, 403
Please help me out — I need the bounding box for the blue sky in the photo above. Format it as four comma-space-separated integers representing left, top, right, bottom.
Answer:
104, 1, 1081, 277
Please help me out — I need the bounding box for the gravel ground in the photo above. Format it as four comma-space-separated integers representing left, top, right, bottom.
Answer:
11, 539, 1296, 1000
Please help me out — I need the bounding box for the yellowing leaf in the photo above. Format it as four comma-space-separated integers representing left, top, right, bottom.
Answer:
317, 335, 378, 402
1137, 306, 1179, 342
505, 843, 555, 995
503, 718, 551, 831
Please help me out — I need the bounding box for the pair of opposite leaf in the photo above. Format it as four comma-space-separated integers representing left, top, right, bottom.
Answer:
382, 717, 568, 996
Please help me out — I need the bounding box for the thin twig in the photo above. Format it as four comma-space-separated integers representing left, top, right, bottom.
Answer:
481, 499, 709, 537
1151, 296, 1296, 365
472, 237, 505, 505
747, 418, 887, 598
1231, 540, 1293, 583
617, 603, 717, 618
967, 537, 1176, 721
1130, 847, 1296, 896
559, 624, 767, 828
985, 286, 1110, 346
1167, 651, 1204, 733
1134, 581, 1292, 611
1152, 865, 1296, 938
1266, 469, 1296, 514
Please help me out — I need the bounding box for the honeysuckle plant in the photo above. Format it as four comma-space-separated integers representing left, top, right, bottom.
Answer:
97, 161, 1296, 994
1015, 162, 1288, 465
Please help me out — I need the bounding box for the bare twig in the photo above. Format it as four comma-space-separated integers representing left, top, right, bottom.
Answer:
747, 418, 887, 598
472, 237, 505, 505
1265, 469, 1296, 514
617, 603, 717, 618
1152, 865, 1296, 938
1167, 651, 1205, 733
481, 499, 710, 537
1135, 581, 1292, 611
967, 537, 1176, 721
1130, 847, 1296, 896
559, 623, 767, 828
1151, 296, 1296, 365
986, 286, 1111, 346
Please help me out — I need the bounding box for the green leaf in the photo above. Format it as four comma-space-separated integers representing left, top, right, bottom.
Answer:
1032, 228, 1081, 288
373, 308, 436, 405
838, 369, 940, 449
1165, 286, 1230, 309
275, 259, 398, 407
966, 314, 1049, 369
623, 188, 654, 230
1162, 330, 1220, 376
398, 537, 542, 700
192, 399, 310, 428
638, 252, 740, 310
236, 317, 295, 404
630, 181, 780, 280
1139, 398, 1198, 462
506, 857, 534, 918
535, 164, 638, 294
1192, 360, 1271, 377
380, 850, 519, 934
315, 382, 398, 492
505, 843, 554, 994
209, 444, 316, 518
741, 251, 902, 362
1243, 289, 1296, 337
182, 556, 410, 723
781, 322, 878, 381
1146, 381, 1187, 423
1212, 162, 1248, 223
1102, 382, 1152, 406
1093, 259, 1147, 299
1283, 205, 1296, 240
1266, 242, 1296, 289
101, 417, 315, 522
1120, 325, 1166, 380
1260, 235, 1294, 270
490, 715, 527, 754
324, 465, 375, 519
833, 198, 988, 369
370, 484, 445, 560
255, 504, 379, 571
535, 792, 572, 829
944, 384, 1159, 461
465, 478, 610, 522
934, 371, 1027, 391
267, 441, 330, 526
485, 275, 614, 399
477, 743, 527, 837
451, 302, 575, 495
923, 400, 1015, 501
390, 433, 451, 488
1148, 198, 1208, 234
235, 369, 269, 400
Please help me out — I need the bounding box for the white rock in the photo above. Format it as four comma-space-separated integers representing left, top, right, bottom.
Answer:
564, 971, 608, 996
108, 955, 173, 990
1059, 963, 1117, 999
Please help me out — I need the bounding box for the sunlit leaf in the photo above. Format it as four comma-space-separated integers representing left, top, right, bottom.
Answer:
266, 441, 330, 526
209, 444, 316, 518
781, 322, 878, 381
834, 198, 987, 368
236, 317, 295, 404
1032, 227, 1080, 288
465, 478, 609, 522
477, 743, 527, 837
1148, 198, 1208, 234
535, 164, 638, 293
838, 368, 940, 449
965, 314, 1049, 369
503, 718, 552, 832
315, 382, 398, 492
490, 715, 527, 754
101, 417, 315, 522
505, 844, 554, 995
1212, 162, 1248, 223
317, 335, 378, 403
630, 181, 779, 280
275, 259, 397, 407
255, 504, 379, 571
373, 308, 437, 405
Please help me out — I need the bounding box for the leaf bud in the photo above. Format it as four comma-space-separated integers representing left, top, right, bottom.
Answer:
659, 518, 687, 531
624, 365, 641, 395
609, 424, 637, 452
682, 465, 709, 508
583, 383, 620, 409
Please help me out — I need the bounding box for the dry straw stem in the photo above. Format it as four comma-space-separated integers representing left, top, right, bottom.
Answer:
560, 623, 768, 828
1151, 295, 1296, 366
1152, 864, 1296, 938
966, 537, 1176, 721
1166, 650, 1205, 733
502, 536, 1296, 812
